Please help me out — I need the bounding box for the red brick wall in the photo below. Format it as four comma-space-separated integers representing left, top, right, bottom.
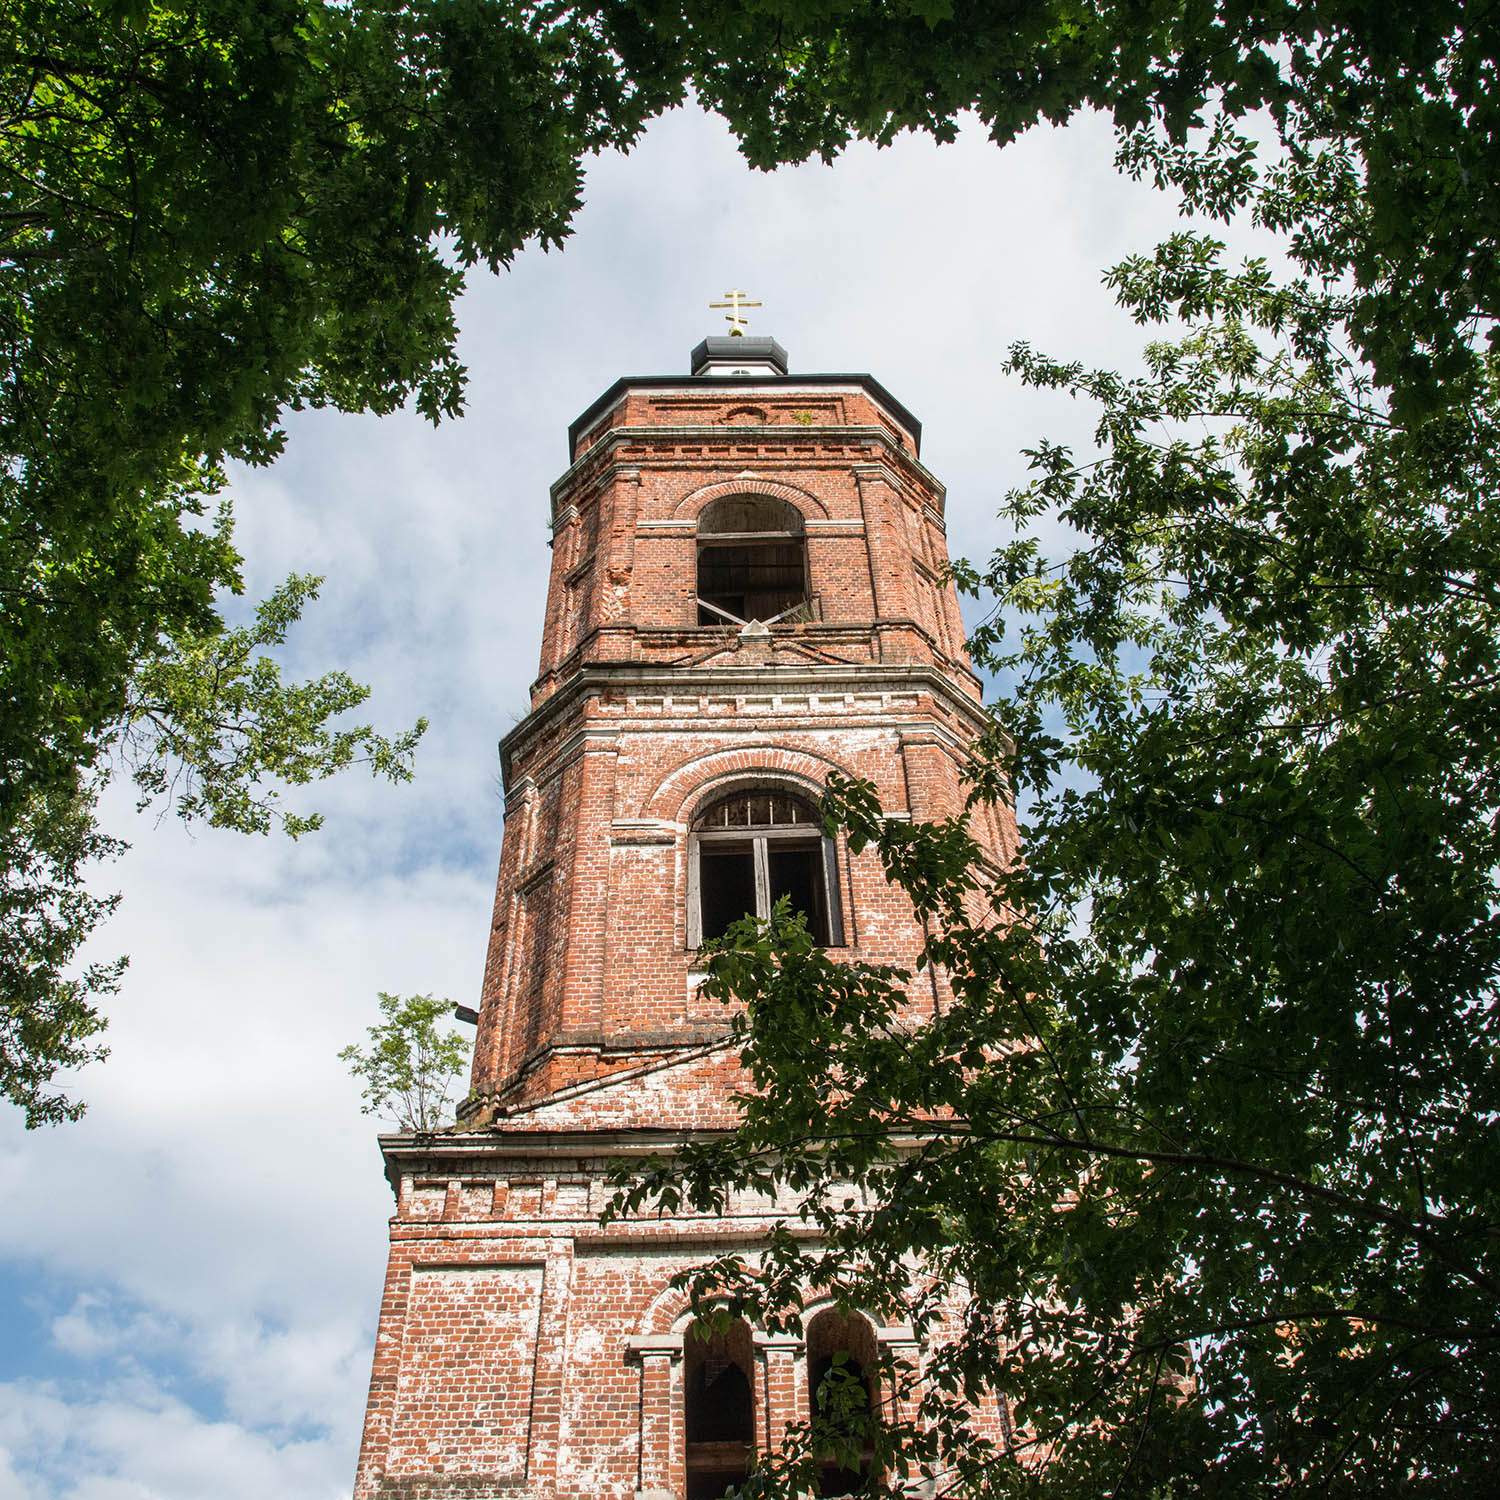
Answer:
352, 1150, 1010, 1500
386, 1263, 543, 1481
354, 367, 1014, 1498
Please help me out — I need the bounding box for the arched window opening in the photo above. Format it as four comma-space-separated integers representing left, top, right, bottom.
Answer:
697, 495, 810, 627
806, 1310, 880, 1497
684, 1318, 756, 1500
689, 789, 844, 948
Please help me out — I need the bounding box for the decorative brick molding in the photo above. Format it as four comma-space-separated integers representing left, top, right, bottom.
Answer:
668, 475, 832, 524
642, 743, 845, 824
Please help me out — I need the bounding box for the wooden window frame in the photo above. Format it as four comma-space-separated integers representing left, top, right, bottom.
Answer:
687, 820, 845, 949
694, 494, 811, 628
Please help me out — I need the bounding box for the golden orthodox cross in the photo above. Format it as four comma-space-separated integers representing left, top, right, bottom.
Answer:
710, 289, 762, 335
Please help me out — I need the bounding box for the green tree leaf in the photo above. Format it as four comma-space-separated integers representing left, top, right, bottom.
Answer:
339, 991, 470, 1132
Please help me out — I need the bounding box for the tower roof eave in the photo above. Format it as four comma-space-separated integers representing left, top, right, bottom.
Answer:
566, 372, 924, 460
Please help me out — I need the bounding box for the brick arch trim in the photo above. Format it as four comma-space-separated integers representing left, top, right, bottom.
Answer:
671, 476, 831, 524
642, 744, 849, 823
635, 1282, 794, 1339
638, 1287, 912, 1342
800, 1296, 917, 1343
802, 1298, 877, 1332
640, 1282, 693, 1337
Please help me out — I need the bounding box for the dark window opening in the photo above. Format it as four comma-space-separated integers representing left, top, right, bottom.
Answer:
690, 791, 844, 948
698, 541, 807, 625
770, 845, 828, 938
687, 1358, 753, 1442
685, 1322, 756, 1500
699, 845, 756, 944
696, 495, 809, 626
807, 1311, 880, 1497
696, 792, 817, 830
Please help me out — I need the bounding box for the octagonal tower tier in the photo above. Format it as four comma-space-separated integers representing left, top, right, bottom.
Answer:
464, 339, 1012, 1118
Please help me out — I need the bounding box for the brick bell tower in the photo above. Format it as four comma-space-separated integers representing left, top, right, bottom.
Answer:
352, 329, 1015, 1500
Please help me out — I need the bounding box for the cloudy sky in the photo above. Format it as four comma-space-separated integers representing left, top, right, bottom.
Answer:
0, 103, 1239, 1497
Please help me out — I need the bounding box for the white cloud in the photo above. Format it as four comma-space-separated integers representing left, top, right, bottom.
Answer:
0, 1377, 345, 1500
47, 1297, 177, 1366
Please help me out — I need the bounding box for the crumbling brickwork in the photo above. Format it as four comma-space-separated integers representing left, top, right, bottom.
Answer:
353, 344, 1015, 1499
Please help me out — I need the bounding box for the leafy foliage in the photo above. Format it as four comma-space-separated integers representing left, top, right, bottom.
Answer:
340, 992, 470, 1132
120, 572, 428, 840
653, 0, 1498, 412
595, 11, 1500, 1489
0, 557, 428, 1126
0, 781, 122, 1127
614, 166, 1500, 1494
5, 1, 1491, 1138
0, 0, 676, 1121
2, 0, 669, 834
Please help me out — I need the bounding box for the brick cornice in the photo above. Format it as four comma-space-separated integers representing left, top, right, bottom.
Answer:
376, 1126, 947, 1196
498, 660, 990, 791
565, 373, 925, 457
549, 424, 946, 515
